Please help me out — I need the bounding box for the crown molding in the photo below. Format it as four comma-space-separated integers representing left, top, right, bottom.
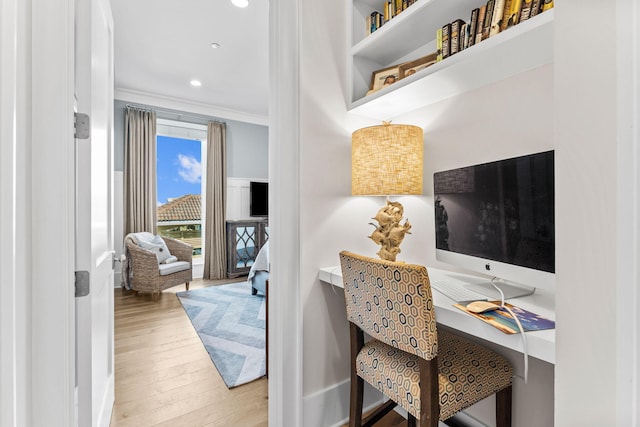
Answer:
114, 88, 268, 126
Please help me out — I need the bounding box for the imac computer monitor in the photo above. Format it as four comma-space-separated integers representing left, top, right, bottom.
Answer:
433, 150, 555, 296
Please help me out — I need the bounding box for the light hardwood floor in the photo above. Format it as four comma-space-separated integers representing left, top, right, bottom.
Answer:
110, 278, 409, 427
110, 278, 268, 427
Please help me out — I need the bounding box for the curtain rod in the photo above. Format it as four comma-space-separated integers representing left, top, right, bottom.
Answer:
125, 104, 226, 125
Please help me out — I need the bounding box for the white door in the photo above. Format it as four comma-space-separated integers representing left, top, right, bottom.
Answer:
74, 0, 115, 426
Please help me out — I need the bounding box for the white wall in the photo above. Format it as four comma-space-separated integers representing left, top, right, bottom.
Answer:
113, 99, 268, 178
555, 1, 638, 425
227, 177, 268, 220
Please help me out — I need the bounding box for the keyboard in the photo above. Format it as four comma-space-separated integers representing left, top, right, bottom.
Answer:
430, 279, 489, 303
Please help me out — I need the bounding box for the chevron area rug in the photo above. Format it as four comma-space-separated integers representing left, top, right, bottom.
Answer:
177, 281, 266, 388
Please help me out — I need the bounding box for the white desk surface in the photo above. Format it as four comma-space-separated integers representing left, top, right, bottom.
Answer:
319, 265, 556, 365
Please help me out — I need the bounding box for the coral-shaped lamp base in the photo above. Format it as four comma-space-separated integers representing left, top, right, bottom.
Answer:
368, 200, 412, 262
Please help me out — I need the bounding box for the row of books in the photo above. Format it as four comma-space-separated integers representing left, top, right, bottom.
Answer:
365, 0, 418, 36
437, 0, 554, 61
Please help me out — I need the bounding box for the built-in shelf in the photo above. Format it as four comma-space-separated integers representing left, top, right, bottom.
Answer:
348, 0, 554, 121
351, 0, 481, 64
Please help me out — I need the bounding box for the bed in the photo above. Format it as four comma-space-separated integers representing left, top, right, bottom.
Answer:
248, 240, 269, 295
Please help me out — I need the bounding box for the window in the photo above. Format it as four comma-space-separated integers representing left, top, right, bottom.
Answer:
156, 119, 207, 274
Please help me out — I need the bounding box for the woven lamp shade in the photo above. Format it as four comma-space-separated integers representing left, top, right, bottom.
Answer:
352, 123, 424, 196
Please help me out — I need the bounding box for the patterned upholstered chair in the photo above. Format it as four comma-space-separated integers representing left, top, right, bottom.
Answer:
339, 251, 513, 427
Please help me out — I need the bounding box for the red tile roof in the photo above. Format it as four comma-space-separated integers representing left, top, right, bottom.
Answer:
157, 194, 201, 222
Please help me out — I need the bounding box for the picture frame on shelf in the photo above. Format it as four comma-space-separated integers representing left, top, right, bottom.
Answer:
368, 63, 403, 94
399, 53, 438, 79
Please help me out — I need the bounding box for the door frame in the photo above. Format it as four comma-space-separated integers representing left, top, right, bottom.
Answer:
0, 0, 33, 425
31, 0, 77, 424
269, 0, 303, 425
0, 0, 76, 424
615, 0, 640, 423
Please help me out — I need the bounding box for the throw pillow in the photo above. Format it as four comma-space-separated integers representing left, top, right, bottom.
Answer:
162, 255, 178, 264
138, 235, 172, 264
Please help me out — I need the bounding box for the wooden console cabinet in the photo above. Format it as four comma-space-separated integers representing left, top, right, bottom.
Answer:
226, 219, 269, 278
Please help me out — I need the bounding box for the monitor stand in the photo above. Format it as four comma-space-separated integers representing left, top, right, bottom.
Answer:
465, 281, 535, 300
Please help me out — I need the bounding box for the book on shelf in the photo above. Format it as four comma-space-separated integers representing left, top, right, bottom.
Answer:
450, 19, 465, 55
366, 11, 384, 35
462, 23, 469, 50
441, 23, 451, 59
519, 0, 534, 22
383, 2, 391, 23
489, 0, 506, 37
499, 0, 514, 32
529, 0, 543, 18
453, 301, 556, 335
482, 0, 495, 41
436, 27, 443, 62
468, 8, 479, 48
541, 0, 553, 11
364, 0, 420, 37
394, 0, 402, 15
475, 5, 487, 44
501, 0, 522, 31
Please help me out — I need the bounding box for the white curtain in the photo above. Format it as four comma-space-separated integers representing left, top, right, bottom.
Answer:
124, 107, 157, 235
203, 121, 227, 279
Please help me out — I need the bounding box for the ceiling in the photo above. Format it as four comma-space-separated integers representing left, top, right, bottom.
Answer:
110, 0, 269, 120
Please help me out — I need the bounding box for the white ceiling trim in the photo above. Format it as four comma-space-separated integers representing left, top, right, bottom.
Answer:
115, 88, 269, 126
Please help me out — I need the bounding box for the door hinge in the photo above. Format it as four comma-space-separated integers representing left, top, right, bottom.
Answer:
74, 112, 91, 139
75, 271, 90, 297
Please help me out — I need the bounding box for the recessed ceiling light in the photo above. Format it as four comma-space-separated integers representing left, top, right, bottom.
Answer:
231, 0, 248, 8
211, 42, 221, 49
190, 80, 202, 87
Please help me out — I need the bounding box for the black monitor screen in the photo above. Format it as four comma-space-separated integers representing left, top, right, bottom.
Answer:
250, 181, 268, 217
434, 151, 554, 273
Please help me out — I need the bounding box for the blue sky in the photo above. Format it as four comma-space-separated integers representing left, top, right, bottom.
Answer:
156, 135, 202, 205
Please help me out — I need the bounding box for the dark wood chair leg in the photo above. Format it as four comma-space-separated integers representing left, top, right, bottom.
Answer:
496, 385, 512, 427
419, 358, 440, 427
349, 322, 365, 427
350, 375, 364, 427
185, 281, 190, 291
407, 413, 417, 427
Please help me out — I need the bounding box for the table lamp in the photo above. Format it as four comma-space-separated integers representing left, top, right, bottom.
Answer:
351, 122, 424, 261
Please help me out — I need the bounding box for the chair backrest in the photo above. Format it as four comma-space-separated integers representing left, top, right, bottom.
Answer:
339, 251, 438, 360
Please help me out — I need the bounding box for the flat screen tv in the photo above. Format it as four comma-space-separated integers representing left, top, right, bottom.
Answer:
250, 181, 268, 217
433, 150, 555, 295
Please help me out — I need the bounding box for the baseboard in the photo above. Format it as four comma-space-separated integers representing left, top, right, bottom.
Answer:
113, 271, 122, 288
303, 378, 385, 427
303, 379, 486, 427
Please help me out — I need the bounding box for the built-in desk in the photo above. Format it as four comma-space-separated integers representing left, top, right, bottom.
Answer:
319, 266, 556, 364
